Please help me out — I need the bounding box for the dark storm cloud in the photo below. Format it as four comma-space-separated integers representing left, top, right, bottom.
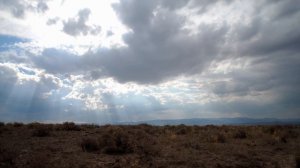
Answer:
62, 8, 101, 36
209, 53, 300, 118
233, 16, 300, 57
88, 24, 227, 84
206, 0, 300, 115
188, 0, 233, 14
84, 0, 228, 84
0, 0, 49, 18
89, 0, 298, 117
16, 0, 297, 86
33, 48, 81, 74
264, 0, 300, 20
211, 54, 300, 97
0, 65, 18, 102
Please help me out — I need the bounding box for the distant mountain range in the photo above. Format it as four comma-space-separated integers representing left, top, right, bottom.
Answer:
117, 118, 300, 126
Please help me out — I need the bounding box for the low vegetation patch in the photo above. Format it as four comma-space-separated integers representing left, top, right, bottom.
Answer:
210, 133, 226, 143
0, 148, 17, 167
296, 154, 300, 168
12, 122, 23, 127
27, 122, 43, 129
0, 123, 299, 167
100, 131, 134, 155
59, 122, 81, 131
32, 127, 51, 137
234, 129, 247, 139
80, 137, 99, 152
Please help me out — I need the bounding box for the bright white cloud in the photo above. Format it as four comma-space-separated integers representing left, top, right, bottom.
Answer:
0, 0, 128, 54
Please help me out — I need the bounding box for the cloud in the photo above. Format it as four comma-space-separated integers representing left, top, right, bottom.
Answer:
62, 8, 101, 36
46, 17, 60, 25
106, 30, 114, 37
0, 65, 18, 101
84, 1, 228, 84
0, 63, 87, 122
0, 0, 300, 122
87, 0, 298, 85
264, 0, 300, 20
32, 48, 81, 74
0, 0, 49, 18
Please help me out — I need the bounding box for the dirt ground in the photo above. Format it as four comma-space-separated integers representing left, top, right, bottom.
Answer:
0, 122, 299, 168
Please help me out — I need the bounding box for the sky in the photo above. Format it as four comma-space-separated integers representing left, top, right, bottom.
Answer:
0, 0, 299, 123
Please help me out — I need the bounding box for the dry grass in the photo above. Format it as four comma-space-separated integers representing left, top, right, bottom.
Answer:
0, 123, 299, 167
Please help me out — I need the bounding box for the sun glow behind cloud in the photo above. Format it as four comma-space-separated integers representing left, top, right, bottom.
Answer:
0, 0, 128, 54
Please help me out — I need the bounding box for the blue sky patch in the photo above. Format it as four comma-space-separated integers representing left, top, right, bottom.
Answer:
0, 34, 29, 51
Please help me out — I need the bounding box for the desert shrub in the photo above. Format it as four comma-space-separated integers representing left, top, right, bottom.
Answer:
296, 154, 300, 168
80, 124, 99, 129
183, 139, 201, 150
27, 153, 50, 168
80, 129, 135, 155
284, 129, 298, 139
80, 137, 99, 152
266, 126, 276, 134
27, 122, 43, 129
32, 127, 51, 137
263, 125, 283, 135
273, 135, 287, 143
264, 134, 287, 145
5, 123, 13, 127
99, 131, 134, 155
138, 124, 157, 135
131, 129, 160, 156
204, 125, 218, 130
209, 133, 226, 143
176, 125, 190, 135
234, 130, 247, 139
60, 122, 80, 131
0, 148, 17, 167
103, 124, 112, 128
12, 122, 23, 127
138, 123, 152, 127
216, 134, 226, 143
176, 127, 187, 135
233, 153, 263, 168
